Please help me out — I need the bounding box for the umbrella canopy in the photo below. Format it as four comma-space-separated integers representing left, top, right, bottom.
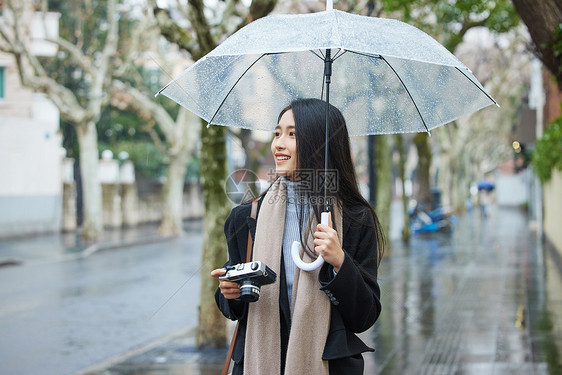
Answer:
477, 180, 495, 191
157, 9, 497, 136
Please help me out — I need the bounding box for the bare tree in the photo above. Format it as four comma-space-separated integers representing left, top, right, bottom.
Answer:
110, 81, 200, 236
0, 0, 119, 240
108, 7, 201, 236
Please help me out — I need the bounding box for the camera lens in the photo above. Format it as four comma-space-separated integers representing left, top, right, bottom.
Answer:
239, 280, 261, 302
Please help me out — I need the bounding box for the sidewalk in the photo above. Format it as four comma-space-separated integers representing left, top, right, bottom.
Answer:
75, 205, 561, 375
0, 220, 202, 267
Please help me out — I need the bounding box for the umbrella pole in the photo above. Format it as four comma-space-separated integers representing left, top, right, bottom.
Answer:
323, 49, 332, 213
289, 49, 333, 273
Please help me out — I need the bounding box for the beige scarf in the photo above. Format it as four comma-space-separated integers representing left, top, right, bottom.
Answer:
244, 177, 342, 375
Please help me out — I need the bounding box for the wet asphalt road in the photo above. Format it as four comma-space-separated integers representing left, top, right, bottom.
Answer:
1, 206, 561, 375
0, 223, 204, 375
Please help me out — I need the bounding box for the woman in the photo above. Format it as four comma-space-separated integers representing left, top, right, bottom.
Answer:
211, 98, 384, 375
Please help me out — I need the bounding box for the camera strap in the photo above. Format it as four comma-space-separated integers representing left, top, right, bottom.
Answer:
222, 199, 258, 375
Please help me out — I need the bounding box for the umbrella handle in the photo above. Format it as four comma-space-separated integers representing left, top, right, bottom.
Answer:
291, 212, 329, 271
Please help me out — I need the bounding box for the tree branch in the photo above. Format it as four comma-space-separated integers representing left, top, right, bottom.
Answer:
444, 17, 489, 52
150, 0, 200, 58
512, 0, 562, 85
0, 1, 88, 123
459, 18, 488, 37
213, 0, 242, 35
188, 0, 217, 58
114, 7, 156, 78
36, 0, 88, 72
234, 0, 277, 32
145, 125, 171, 157
45, 36, 93, 73
88, 0, 118, 120
111, 79, 176, 141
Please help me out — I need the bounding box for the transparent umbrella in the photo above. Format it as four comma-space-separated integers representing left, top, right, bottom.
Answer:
157, 8, 497, 136
157, 5, 497, 270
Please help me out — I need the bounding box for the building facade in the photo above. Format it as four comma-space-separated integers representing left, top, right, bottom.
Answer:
0, 11, 63, 238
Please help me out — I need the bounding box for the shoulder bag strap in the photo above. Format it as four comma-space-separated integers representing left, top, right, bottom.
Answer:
246, 199, 258, 260
221, 199, 258, 375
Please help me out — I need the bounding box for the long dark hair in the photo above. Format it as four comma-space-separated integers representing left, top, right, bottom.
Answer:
278, 98, 385, 267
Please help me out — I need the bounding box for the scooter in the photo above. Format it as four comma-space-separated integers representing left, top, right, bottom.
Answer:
408, 200, 456, 234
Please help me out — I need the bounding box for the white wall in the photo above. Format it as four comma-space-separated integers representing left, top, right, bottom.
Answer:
30, 12, 61, 57
544, 169, 562, 254
0, 10, 63, 237
495, 170, 530, 206
0, 94, 62, 237
0, 94, 61, 196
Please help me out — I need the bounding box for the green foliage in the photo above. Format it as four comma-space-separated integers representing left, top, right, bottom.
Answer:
536, 310, 562, 375
99, 140, 169, 180
552, 24, 562, 57
96, 104, 200, 182
62, 98, 185, 182
98, 139, 200, 183
97, 105, 156, 144
380, 0, 520, 51
532, 117, 562, 183
545, 24, 562, 77
185, 155, 201, 183
97, 106, 165, 180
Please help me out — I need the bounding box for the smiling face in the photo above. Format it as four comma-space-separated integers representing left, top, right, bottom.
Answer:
271, 109, 298, 179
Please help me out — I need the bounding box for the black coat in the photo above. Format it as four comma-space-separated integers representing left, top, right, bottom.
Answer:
215, 197, 382, 374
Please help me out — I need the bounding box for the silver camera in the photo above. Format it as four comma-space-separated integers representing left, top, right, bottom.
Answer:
219, 261, 277, 302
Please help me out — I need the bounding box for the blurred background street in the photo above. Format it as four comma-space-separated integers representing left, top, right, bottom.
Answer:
1, 1, 561, 375
1, 203, 560, 375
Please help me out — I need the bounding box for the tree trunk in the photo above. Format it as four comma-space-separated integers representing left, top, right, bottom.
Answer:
395, 134, 410, 241
197, 120, 230, 349
159, 145, 191, 236
240, 128, 258, 197
156, 0, 279, 350
413, 133, 432, 207
437, 146, 452, 209
76, 121, 103, 241
450, 154, 468, 213
374, 135, 392, 241
511, 0, 562, 85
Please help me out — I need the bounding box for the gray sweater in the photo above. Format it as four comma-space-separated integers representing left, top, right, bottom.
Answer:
282, 178, 310, 306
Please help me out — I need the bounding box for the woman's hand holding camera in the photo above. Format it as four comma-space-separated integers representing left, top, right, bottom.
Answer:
314, 215, 344, 273
211, 268, 241, 299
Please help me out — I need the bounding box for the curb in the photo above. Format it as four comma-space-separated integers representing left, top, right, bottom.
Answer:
80, 234, 177, 258
0, 234, 179, 268
0, 259, 22, 268
74, 326, 195, 375
545, 236, 562, 277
